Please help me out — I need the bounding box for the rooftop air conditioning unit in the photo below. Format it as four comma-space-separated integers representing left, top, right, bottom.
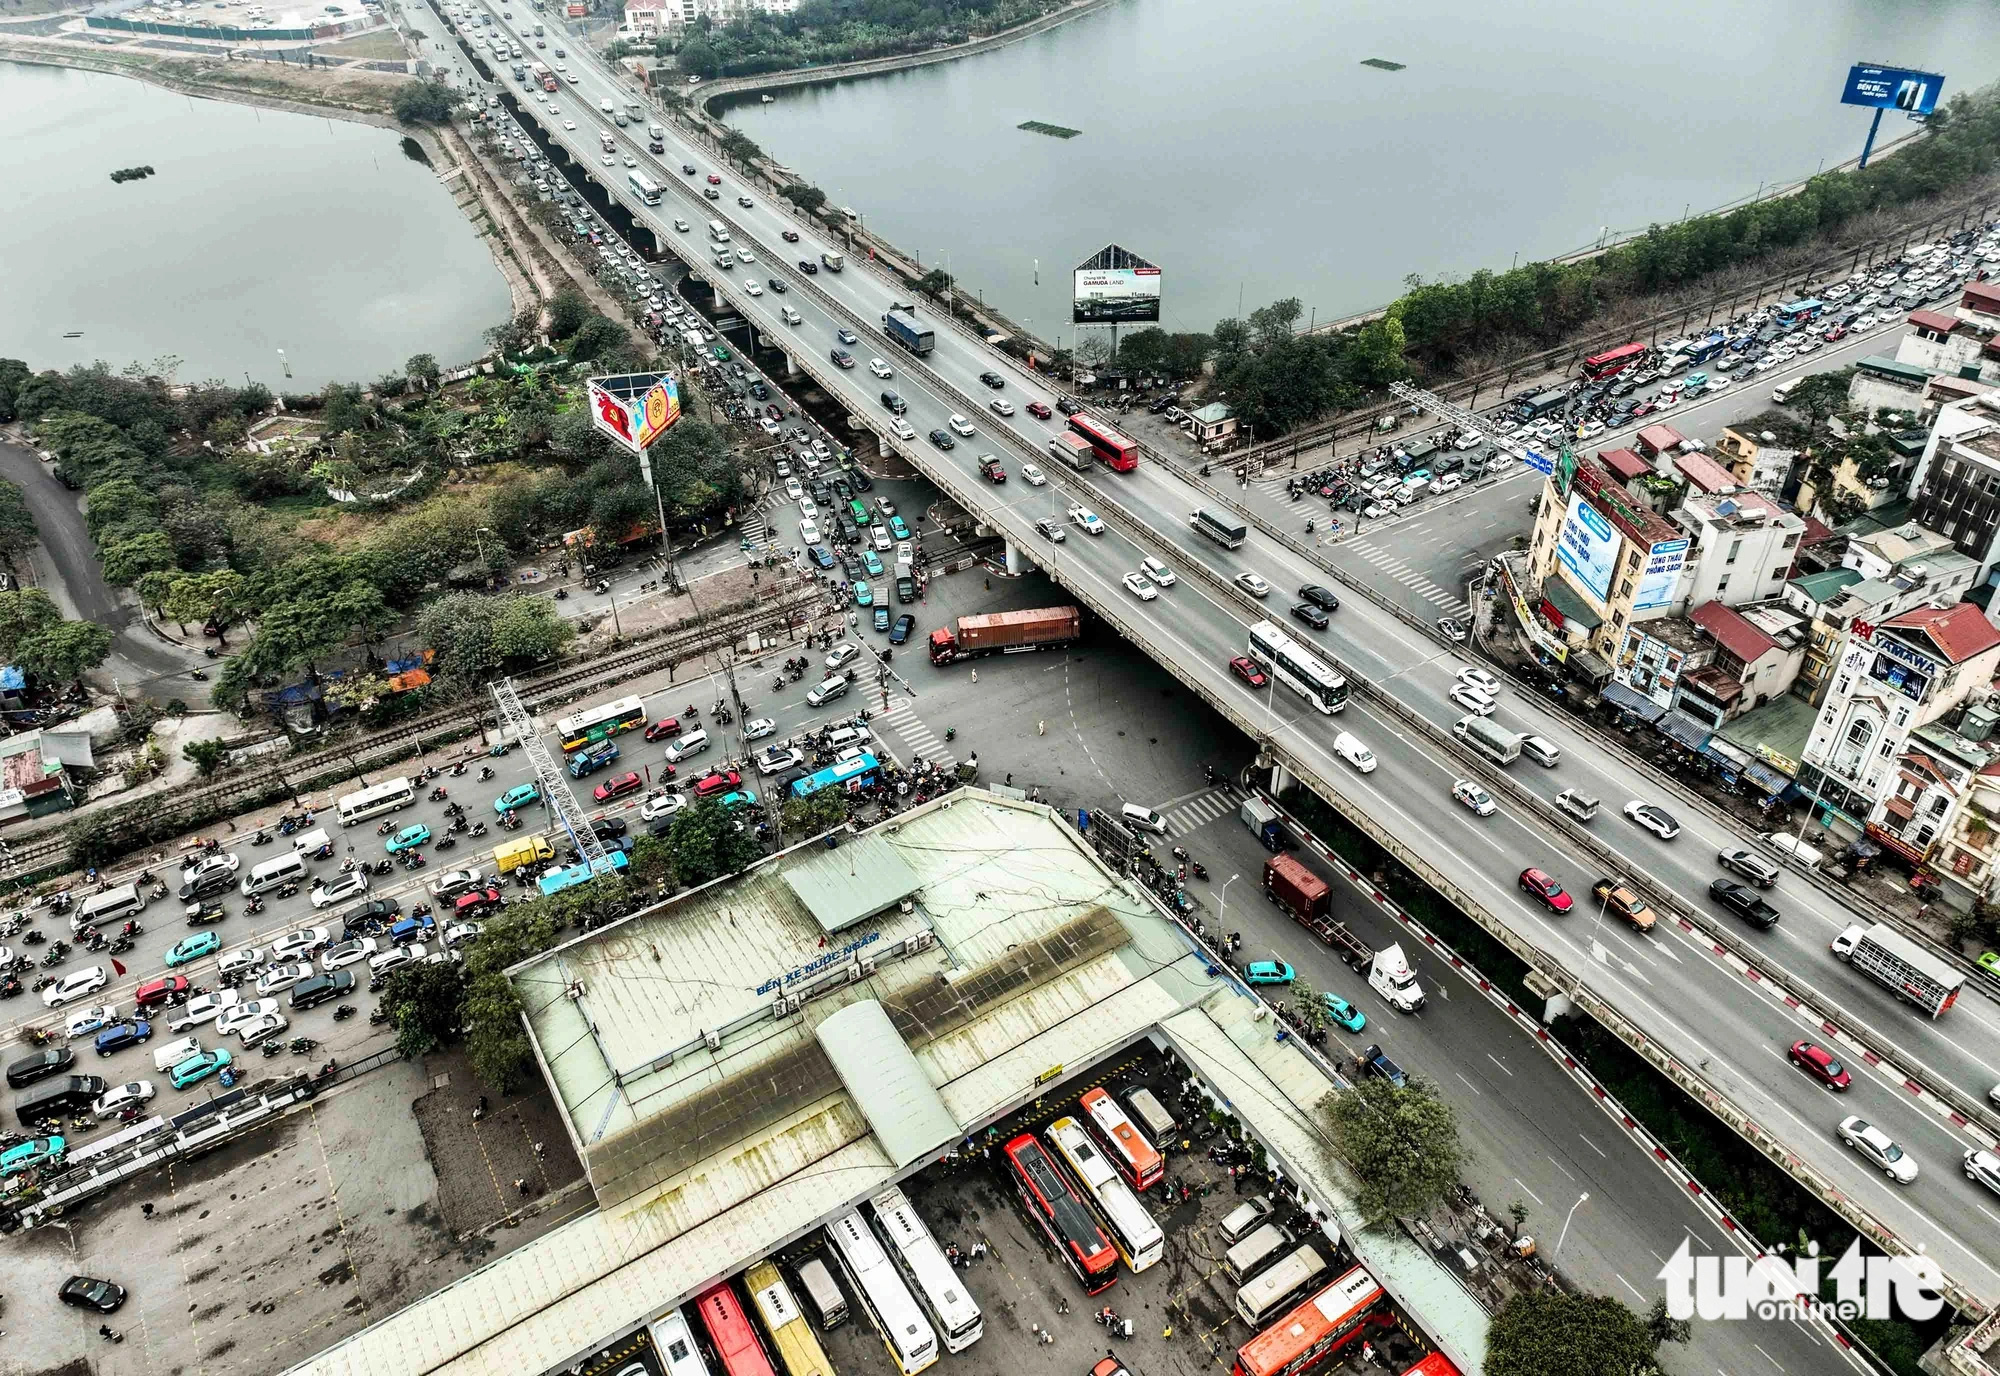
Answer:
702, 1028, 721, 1050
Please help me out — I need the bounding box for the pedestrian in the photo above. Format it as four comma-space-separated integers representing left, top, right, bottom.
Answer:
99, 1325, 113, 1341
1037, 720, 1046, 735
515, 1177, 529, 1195
970, 668, 978, 684
1057, 1295, 1069, 1315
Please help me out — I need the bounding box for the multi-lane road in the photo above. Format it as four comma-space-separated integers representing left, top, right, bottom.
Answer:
466, 3, 2000, 1303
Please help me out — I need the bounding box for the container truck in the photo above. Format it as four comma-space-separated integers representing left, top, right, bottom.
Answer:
882, 306, 934, 356
821, 250, 844, 273
1367, 944, 1425, 1012
1048, 432, 1094, 472
1266, 854, 1425, 1011
1263, 854, 1328, 923
1831, 922, 1965, 1017
625, 100, 645, 122
1452, 715, 1522, 766
647, 122, 665, 153
927, 605, 1080, 665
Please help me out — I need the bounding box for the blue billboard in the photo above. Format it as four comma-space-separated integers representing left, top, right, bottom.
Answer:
1841, 64, 1944, 116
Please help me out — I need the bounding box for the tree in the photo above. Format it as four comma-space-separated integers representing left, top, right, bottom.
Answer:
381, 961, 467, 1058
165, 570, 249, 643
781, 789, 847, 835
1485, 1290, 1659, 1376
0, 588, 61, 660
1322, 1074, 1463, 1220
666, 798, 761, 886
778, 182, 827, 214
570, 314, 634, 363
1783, 369, 1853, 447
1344, 312, 1411, 389
0, 479, 38, 561
678, 33, 719, 77
405, 353, 441, 389
181, 739, 228, 777
16, 619, 113, 688
100, 531, 177, 586
392, 80, 459, 125
548, 288, 593, 341
136, 569, 180, 623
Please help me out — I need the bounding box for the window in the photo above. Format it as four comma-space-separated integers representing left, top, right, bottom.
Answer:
1616, 578, 1633, 600
1726, 538, 1742, 566
1845, 719, 1874, 751
1716, 575, 1731, 594
1771, 566, 1789, 583
1783, 533, 1800, 549
1932, 795, 1952, 817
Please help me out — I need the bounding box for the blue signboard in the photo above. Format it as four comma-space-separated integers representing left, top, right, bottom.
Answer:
1841, 64, 1944, 116
1523, 448, 1554, 476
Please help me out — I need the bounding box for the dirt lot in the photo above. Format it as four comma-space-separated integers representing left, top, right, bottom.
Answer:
1, 1050, 584, 1376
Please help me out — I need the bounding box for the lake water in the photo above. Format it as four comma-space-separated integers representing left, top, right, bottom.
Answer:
0, 62, 509, 390
724, 0, 2000, 338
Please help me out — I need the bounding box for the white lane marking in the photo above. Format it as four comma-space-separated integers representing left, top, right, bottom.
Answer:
1579, 1134, 1608, 1159
1454, 1072, 1483, 1097
1513, 1177, 1546, 1207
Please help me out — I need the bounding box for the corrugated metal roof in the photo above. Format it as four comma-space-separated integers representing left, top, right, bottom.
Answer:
817, 1000, 958, 1167
784, 833, 921, 932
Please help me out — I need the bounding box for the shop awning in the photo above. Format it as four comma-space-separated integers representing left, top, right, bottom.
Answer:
1657, 711, 1712, 750
1744, 761, 1793, 795
1601, 681, 1665, 722
1540, 578, 1604, 630
1570, 649, 1613, 684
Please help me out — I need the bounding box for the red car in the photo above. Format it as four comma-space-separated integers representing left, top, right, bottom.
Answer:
1789, 1039, 1851, 1090
135, 975, 190, 1009
593, 771, 643, 802
706, 174, 722, 185
694, 768, 743, 798
1517, 868, 1574, 913
454, 887, 504, 917
1228, 655, 1268, 688
1026, 401, 1053, 420
644, 717, 682, 742
781, 229, 800, 243
1823, 324, 1848, 342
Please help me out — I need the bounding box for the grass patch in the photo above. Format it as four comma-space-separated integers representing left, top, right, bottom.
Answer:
318, 29, 412, 61
1359, 58, 1405, 71
1017, 119, 1080, 139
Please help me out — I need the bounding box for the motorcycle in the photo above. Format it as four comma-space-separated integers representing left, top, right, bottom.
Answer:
279, 816, 299, 836
118, 921, 143, 938
274, 882, 299, 901
189, 668, 209, 681
0, 978, 21, 999
488, 742, 509, 757
478, 766, 495, 781
332, 1004, 357, 1022
377, 820, 397, 836
262, 1040, 284, 1058
312, 843, 334, 861
22, 929, 45, 946
449, 761, 466, 777
1190, 861, 1209, 881
251, 830, 273, 846
371, 860, 393, 876
244, 895, 263, 916
427, 787, 449, 803
289, 1037, 318, 1056
944, 727, 956, 742
369, 1006, 390, 1026
470, 822, 488, 838
435, 836, 457, 852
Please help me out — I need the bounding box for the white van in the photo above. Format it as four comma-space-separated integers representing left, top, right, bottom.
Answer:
1121, 803, 1169, 835
781, 306, 802, 326
1225, 1222, 1294, 1281
598, 96, 614, 114
240, 850, 308, 896
806, 676, 850, 708
76, 883, 147, 933
823, 725, 869, 754
1772, 378, 1802, 404
290, 827, 332, 857
664, 729, 710, 764
796, 1256, 848, 1330
1763, 831, 1825, 868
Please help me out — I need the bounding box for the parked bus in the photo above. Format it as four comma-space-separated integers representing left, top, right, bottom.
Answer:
790, 752, 880, 799
1248, 620, 1349, 714
629, 171, 662, 206
1774, 298, 1824, 327
1234, 1244, 1329, 1327
536, 849, 630, 897
1004, 1132, 1118, 1294
1231, 1267, 1385, 1376
1579, 341, 1646, 381
1046, 1116, 1164, 1272
745, 1261, 833, 1376
1191, 508, 1248, 550
556, 695, 648, 752
650, 1308, 716, 1376
335, 778, 417, 827
1080, 1087, 1163, 1189
826, 1210, 939, 1375
694, 1282, 776, 1376
1067, 414, 1139, 472
869, 1186, 984, 1352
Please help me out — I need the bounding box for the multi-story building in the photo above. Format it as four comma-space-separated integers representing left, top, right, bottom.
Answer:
1843, 520, 1959, 580
1956, 280, 2000, 334
1711, 425, 1800, 497
1898, 309, 2000, 387
1875, 717, 2000, 891
1524, 456, 1690, 677
1906, 391, 2000, 587
1672, 601, 1807, 729
1796, 603, 2000, 837
1669, 486, 1806, 610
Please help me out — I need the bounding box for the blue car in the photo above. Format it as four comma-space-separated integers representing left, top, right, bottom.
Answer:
93, 1019, 152, 1057
165, 932, 221, 969
169, 1047, 232, 1090
494, 783, 540, 815
1244, 960, 1295, 986
1319, 992, 1366, 1033
385, 823, 431, 855
808, 544, 835, 570
0, 1135, 64, 1178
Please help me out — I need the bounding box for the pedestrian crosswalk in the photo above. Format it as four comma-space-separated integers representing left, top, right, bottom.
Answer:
869, 695, 956, 770
1345, 540, 1469, 615
737, 490, 785, 548
1162, 787, 1239, 835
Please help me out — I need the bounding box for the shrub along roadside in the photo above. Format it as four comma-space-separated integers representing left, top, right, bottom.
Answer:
1276, 786, 1947, 1374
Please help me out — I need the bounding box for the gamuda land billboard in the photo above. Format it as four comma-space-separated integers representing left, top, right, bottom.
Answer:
1074, 243, 1161, 325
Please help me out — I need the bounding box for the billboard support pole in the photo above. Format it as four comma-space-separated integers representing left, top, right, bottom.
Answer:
1858, 107, 1885, 169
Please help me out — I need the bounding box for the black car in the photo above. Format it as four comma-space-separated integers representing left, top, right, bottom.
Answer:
590, 818, 629, 841
830, 348, 855, 369
1290, 602, 1329, 631
928, 429, 955, 450
1297, 584, 1340, 612
177, 868, 233, 903
808, 545, 835, 570
880, 391, 906, 414
767, 278, 788, 294
799, 259, 820, 275
830, 476, 853, 500
979, 371, 1005, 389
1708, 879, 1780, 930
7, 1046, 73, 1088
291, 969, 355, 1011
810, 481, 834, 505
847, 468, 873, 492
890, 614, 915, 645
1055, 396, 1083, 415
59, 1276, 126, 1314
681, 163, 696, 175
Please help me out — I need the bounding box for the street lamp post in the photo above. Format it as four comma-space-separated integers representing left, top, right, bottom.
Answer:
1553, 1191, 1590, 1260
1215, 873, 1240, 943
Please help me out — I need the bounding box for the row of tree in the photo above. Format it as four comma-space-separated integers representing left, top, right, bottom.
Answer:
674, 0, 1067, 79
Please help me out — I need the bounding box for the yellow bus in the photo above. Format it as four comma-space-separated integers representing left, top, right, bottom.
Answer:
745, 1260, 833, 1376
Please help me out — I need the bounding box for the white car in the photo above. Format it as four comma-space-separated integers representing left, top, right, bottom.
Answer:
43, 965, 108, 1010
1966, 1148, 2000, 1198
1333, 731, 1377, 773
622, 153, 637, 168
167, 990, 242, 1035
826, 642, 861, 672
674, 218, 691, 233
236, 1011, 290, 1048
798, 498, 818, 521
429, 867, 485, 900
255, 962, 314, 998
800, 517, 821, 544
311, 872, 368, 909
370, 944, 424, 977
1433, 473, 1464, 494
990, 398, 1015, 417
599, 153, 615, 167
1456, 667, 1500, 697
757, 746, 804, 776
93, 1080, 156, 1121
1235, 572, 1271, 599
1122, 571, 1159, 602
150, 1035, 203, 1072
1454, 431, 1483, 450
868, 359, 893, 380
63, 1004, 120, 1040
269, 927, 332, 963
181, 851, 240, 880
1140, 556, 1176, 587
1452, 778, 1497, 817
215, 999, 281, 1038
759, 417, 781, 436
744, 281, 763, 297
1067, 505, 1105, 535
1449, 683, 1495, 716
1839, 1115, 1919, 1183
640, 792, 687, 823
320, 938, 379, 972
948, 414, 975, 438
443, 921, 484, 951
562, 118, 576, 130
1020, 464, 1046, 486
742, 717, 777, 741
784, 478, 804, 502
217, 946, 264, 979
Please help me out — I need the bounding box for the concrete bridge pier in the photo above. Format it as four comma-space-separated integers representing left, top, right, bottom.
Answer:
783, 352, 799, 379
1004, 540, 1030, 576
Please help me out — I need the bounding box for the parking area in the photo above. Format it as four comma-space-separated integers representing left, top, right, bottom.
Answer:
2, 1051, 582, 1376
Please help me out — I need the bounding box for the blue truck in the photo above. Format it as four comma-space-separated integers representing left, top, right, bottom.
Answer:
881, 306, 934, 356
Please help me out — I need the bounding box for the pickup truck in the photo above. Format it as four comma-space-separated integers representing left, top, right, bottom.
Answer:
1707, 878, 1779, 930
1358, 1043, 1407, 1088
1590, 878, 1657, 932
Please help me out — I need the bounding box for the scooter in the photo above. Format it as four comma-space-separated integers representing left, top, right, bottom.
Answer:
250, 830, 273, 846
332, 1004, 357, 1022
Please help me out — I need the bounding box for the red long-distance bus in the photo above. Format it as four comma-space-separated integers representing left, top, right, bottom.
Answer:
1067, 414, 1139, 472
1396, 1355, 1463, 1376
1579, 342, 1646, 382
695, 1282, 778, 1376
1232, 1266, 1384, 1376
1004, 1132, 1118, 1293
1079, 1087, 1163, 1190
